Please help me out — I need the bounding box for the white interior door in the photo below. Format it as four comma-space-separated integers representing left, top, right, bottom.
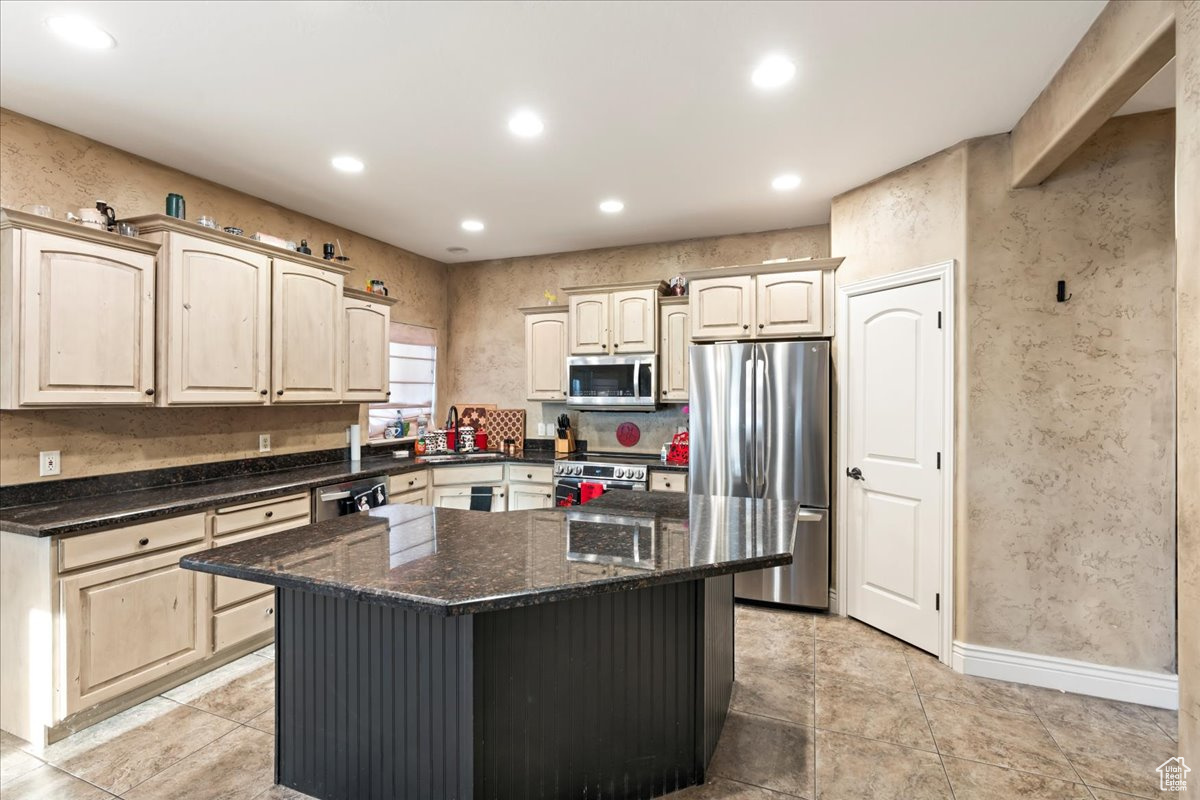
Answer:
845, 278, 944, 655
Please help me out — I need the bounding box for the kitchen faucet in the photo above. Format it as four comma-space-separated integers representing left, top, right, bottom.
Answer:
445, 405, 461, 452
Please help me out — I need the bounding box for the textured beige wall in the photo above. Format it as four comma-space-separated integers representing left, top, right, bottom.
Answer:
1176, 0, 1199, 765
0, 108, 450, 484
828, 146, 969, 608
964, 111, 1176, 673
444, 227, 830, 453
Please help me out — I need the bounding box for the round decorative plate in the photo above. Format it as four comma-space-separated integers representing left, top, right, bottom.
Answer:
616, 422, 641, 447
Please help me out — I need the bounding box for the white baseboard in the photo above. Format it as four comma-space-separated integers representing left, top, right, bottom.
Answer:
952, 641, 1178, 710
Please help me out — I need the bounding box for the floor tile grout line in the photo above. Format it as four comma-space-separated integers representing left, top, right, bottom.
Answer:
113, 720, 249, 797
903, 649, 957, 800
1031, 706, 1116, 791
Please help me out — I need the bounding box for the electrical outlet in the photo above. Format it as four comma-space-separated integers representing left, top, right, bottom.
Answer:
39, 450, 61, 477
259, 434, 271, 453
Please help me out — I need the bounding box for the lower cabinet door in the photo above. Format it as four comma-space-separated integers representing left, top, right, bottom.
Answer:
60, 544, 208, 715
213, 594, 275, 652
393, 489, 428, 505
508, 484, 554, 510
431, 485, 506, 512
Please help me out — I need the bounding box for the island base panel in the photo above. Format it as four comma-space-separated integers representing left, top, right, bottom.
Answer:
275, 576, 734, 800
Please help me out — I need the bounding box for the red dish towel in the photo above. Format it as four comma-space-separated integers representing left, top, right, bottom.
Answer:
580, 482, 606, 504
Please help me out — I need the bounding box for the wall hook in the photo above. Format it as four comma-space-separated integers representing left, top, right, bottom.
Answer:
1056, 280, 1071, 302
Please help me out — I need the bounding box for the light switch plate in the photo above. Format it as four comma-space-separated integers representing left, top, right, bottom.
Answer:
259, 434, 271, 452
39, 450, 61, 477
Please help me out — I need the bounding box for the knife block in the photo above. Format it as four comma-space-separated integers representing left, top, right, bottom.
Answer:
555, 430, 575, 456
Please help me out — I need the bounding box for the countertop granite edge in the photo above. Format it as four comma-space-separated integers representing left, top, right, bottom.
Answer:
180, 550, 791, 616
0, 454, 689, 538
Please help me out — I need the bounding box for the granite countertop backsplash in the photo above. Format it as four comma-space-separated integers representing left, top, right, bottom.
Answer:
181, 494, 798, 615
0, 447, 559, 538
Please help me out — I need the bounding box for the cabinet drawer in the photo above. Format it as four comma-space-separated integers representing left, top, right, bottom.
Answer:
650, 472, 687, 493
389, 470, 429, 495
393, 489, 428, 505
59, 513, 206, 572
211, 517, 303, 610
506, 464, 553, 484
213, 493, 309, 537
213, 593, 275, 652
432, 464, 505, 485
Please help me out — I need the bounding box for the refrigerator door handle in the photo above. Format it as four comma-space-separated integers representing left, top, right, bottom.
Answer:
755, 348, 766, 494
745, 357, 756, 488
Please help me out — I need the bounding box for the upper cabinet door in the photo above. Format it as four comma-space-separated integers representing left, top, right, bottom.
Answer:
161, 234, 270, 405
525, 311, 567, 401
755, 271, 823, 337
568, 293, 610, 354
610, 289, 656, 354
343, 297, 390, 402
659, 304, 690, 402
689, 275, 753, 340
271, 259, 344, 403
16, 230, 156, 406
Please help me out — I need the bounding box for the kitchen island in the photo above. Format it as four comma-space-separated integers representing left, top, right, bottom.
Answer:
181, 492, 802, 800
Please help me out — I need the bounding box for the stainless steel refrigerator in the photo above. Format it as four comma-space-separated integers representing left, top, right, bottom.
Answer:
689, 340, 830, 608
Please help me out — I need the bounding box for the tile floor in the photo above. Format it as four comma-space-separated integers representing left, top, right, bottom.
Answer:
0, 608, 1181, 800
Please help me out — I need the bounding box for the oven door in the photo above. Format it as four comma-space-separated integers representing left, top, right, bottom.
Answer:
566, 356, 656, 409
555, 477, 645, 506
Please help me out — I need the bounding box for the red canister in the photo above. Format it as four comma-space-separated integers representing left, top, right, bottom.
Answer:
475, 430, 488, 451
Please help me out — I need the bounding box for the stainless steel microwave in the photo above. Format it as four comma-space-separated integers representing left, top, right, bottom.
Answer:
566, 355, 657, 410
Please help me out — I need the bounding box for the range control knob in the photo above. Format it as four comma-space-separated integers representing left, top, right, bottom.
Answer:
634, 468, 645, 480
615, 467, 625, 479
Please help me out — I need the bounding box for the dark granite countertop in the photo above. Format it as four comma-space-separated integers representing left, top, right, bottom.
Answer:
180, 493, 796, 615
0, 451, 557, 538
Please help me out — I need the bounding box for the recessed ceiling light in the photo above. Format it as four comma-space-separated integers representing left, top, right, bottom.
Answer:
752, 54, 795, 89
599, 199, 625, 214
771, 173, 801, 191
461, 219, 485, 232
45, 16, 115, 49
507, 110, 544, 138
446, 246, 469, 254
331, 155, 364, 173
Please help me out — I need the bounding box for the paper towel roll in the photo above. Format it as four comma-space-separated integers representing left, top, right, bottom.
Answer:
349, 424, 361, 462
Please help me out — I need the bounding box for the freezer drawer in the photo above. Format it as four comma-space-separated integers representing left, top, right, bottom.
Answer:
734, 507, 828, 609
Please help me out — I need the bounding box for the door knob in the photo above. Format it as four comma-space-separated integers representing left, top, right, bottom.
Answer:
846, 467, 864, 481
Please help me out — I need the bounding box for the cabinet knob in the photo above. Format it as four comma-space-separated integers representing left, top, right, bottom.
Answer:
664, 482, 671, 488
613, 343, 619, 348
742, 324, 749, 330
260, 389, 268, 396
527, 473, 533, 479
661, 390, 666, 396
266, 607, 275, 616
408, 479, 415, 486
138, 537, 150, 546
265, 511, 274, 518
276, 390, 285, 396
758, 323, 765, 329
144, 388, 155, 396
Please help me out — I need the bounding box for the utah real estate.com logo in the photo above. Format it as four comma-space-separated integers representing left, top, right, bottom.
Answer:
1158, 757, 1190, 792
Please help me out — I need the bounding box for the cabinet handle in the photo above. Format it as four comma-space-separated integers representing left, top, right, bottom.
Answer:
145, 388, 155, 396
265, 511, 274, 518
260, 389, 268, 396
138, 537, 150, 546
276, 390, 285, 396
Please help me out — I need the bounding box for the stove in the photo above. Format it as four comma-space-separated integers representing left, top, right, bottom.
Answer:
552, 452, 652, 506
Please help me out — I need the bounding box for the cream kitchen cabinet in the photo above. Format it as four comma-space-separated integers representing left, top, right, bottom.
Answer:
389, 470, 430, 505
610, 288, 656, 353
685, 258, 841, 341
568, 293, 609, 355
431, 464, 506, 511
755, 271, 823, 337
566, 284, 658, 355
505, 463, 554, 510
689, 274, 754, 340
1, 211, 159, 408
342, 290, 393, 403
522, 306, 568, 401
659, 299, 690, 402
431, 485, 506, 511
149, 230, 271, 405
272, 258, 344, 403
649, 471, 687, 493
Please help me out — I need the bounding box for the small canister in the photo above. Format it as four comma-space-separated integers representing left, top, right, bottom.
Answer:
458, 426, 475, 452
165, 193, 186, 219
503, 438, 517, 456
474, 430, 488, 451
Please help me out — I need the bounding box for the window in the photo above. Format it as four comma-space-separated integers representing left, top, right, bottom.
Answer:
368, 322, 436, 439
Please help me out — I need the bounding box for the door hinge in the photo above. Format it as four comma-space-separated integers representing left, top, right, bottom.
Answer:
936, 451, 941, 470
935, 593, 941, 611
937, 311, 942, 329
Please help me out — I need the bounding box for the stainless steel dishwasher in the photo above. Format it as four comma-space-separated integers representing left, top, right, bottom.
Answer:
312, 477, 389, 521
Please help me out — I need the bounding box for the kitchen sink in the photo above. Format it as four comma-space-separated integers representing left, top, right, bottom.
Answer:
418, 452, 506, 463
